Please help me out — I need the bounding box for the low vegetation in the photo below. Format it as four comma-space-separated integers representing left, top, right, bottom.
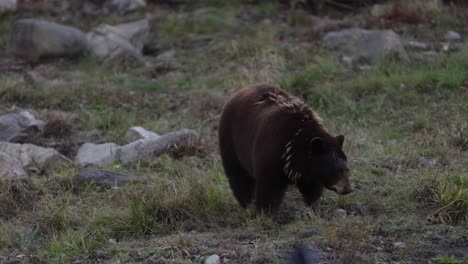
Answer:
0, 1, 467, 263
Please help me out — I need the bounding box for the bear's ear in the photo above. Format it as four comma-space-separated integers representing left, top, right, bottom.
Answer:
309, 137, 327, 153
336, 135, 345, 148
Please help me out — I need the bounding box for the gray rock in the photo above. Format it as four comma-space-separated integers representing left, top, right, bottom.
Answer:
86, 19, 149, 65
0, 110, 45, 142
406, 40, 429, 50
323, 28, 409, 63
116, 129, 199, 163
0, 142, 74, 172
109, 0, 146, 13
445, 31, 461, 41
0, 0, 16, 12
393, 242, 406, 248
204, 254, 220, 264
335, 208, 347, 218
341, 55, 353, 65
74, 168, 145, 187
10, 19, 88, 62
125, 126, 160, 142
156, 49, 176, 62
0, 152, 28, 179
75, 142, 120, 167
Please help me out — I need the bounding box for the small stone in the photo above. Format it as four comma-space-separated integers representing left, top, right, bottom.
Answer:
335, 208, 347, 217
341, 56, 353, 65
442, 43, 450, 52
393, 242, 406, 248
204, 254, 220, 264
406, 40, 429, 50
125, 126, 160, 142
445, 31, 461, 41
156, 49, 176, 62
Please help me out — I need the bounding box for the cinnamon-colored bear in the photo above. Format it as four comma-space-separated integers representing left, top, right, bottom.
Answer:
218, 84, 353, 214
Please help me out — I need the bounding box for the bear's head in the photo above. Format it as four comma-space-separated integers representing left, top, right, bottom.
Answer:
307, 134, 353, 194
285, 126, 353, 195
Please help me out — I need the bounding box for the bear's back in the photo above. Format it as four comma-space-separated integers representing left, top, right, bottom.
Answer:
219, 84, 316, 174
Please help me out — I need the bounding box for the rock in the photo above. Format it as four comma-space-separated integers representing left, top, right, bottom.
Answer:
0, 0, 16, 12
406, 40, 429, 50
156, 49, 176, 62
445, 31, 461, 41
86, 19, 149, 65
10, 19, 88, 62
0, 152, 28, 179
109, 0, 146, 12
287, 245, 321, 264
0, 110, 45, 142
335, 208, 347, 218
0, 142, 73, 172
74, 168, 145, 188
393, 242, 406, 249
125, 126, 160, 142
75, 142, 120, 167
323, 28, 409, 63
341, 55, 353, 65
116, 129, 199, 163
204, 254, 220, 264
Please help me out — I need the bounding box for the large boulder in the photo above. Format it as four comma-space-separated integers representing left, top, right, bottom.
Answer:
323, 27, 409, 63
86, 19, 149, 65
10, 19, 88, 62
0, 142, 74, 172
0, 152, 28, 179
116, 129, 199, 163
75, 142, 120, 167
0, 110, 45, 142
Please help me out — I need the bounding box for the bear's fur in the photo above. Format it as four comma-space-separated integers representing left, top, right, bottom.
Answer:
218, 84, 353, 214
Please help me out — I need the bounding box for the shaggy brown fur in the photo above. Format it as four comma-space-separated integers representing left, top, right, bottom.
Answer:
218, 84, 353, 214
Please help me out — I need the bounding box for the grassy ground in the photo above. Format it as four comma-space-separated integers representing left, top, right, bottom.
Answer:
0, 1, 467, 263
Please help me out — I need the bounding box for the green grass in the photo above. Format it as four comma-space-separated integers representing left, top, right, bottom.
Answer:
0, 1, 467, 263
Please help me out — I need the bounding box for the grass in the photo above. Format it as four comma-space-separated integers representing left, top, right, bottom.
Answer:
0, 1, 467, 263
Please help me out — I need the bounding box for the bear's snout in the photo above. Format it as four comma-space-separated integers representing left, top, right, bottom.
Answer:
330, 177, 354, 195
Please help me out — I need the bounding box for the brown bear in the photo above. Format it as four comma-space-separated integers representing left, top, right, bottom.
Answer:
218, 84, 353, 214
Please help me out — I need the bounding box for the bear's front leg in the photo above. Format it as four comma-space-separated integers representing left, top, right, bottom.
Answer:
254, 167, 288, 215
298, 183, 323, 215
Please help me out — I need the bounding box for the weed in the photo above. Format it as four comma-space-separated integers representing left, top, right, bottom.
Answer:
413, 170, 467, 224
41, 230, 101, 263
435, 254, 466, 264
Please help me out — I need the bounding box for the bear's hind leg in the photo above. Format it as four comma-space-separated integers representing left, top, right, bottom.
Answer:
222, 158, 255, 208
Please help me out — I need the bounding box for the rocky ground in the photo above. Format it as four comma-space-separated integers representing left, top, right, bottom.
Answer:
0, 0, 467, 263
